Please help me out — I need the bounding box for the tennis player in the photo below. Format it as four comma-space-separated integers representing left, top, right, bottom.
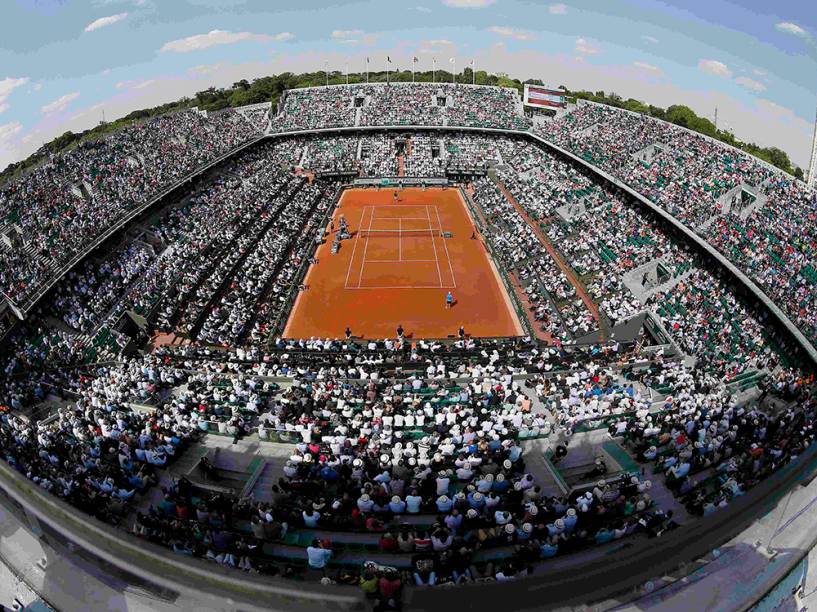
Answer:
446, 292, 454, 309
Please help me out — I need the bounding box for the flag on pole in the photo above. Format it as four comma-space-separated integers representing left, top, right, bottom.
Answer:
413, 56, 418, 63
366, 57, 370, 63
449, 57, 455, 63
387, 56, 392, 63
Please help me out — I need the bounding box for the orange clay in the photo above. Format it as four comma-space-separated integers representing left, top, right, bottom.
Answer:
283, 187, 523, 340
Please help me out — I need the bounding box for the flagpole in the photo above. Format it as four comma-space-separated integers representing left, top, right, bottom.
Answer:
412, 60, 415, 83
345, 63, 349, 85
433, 58, 436, 83
366, 57, 369, 84
472, 59, 475, 85
453, 58, 456, 85
386, 57, 389, 84
324, 61, 329, 87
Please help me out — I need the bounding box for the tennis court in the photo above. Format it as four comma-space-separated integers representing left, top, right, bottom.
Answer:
344, 204, 456, 289
283, 187, 523, 339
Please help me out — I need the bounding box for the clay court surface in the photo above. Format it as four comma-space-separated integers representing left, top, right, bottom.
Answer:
283, 187, 523, 339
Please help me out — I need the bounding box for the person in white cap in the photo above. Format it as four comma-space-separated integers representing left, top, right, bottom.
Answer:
467, 490, 486, 511
482, 472, 498, 491
549, 518, 566, 537
436, 470, 451, 496
357, 493, 374, 513
436, 494, 453, 513
456, 462, 473, 481
388, 495, 406, 514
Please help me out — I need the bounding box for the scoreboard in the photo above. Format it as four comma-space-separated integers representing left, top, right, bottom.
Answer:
523, 84, 567, 109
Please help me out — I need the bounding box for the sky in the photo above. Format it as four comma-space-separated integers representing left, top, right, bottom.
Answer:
0, 0, 815, 171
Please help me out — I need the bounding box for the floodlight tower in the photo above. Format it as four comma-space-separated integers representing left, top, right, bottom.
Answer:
808, 103, 817, 189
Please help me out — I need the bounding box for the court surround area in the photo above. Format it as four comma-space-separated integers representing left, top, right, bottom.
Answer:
283, 187, 523, 339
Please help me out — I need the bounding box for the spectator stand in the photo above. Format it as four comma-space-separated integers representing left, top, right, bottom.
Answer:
529, 132, 817, 369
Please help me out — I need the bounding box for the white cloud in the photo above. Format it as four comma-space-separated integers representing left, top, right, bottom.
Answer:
698, 59, 731, 77
488, 26, 535, 41
84, 12, 128, 32
575, 37, 599, 56
116, 79, 155, 90
633, 61, 660, 73
160, 30, 292, 53
641, 35, 659, 44
548, 3, 567, 14
41, 91, 80, 114
93, 0, 147, 5
735, 76, 766, 93
442, 0, 495, 7
330, 29, 379, 45
332, 29, 364, 40
755, 99, 800, 121
417, 39, 455, 54
752, 68, 767, 77
0, 121, 23, 143
412, 5, 432, 12
332, 29, 362, 43
775, 22, 807, 37
0, 77, 29, 113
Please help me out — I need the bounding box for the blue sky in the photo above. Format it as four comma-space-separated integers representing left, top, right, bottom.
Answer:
1, 0, 815, 171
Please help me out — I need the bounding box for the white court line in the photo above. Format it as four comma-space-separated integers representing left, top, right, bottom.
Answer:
425, 205, 444, 288
343, 207, 368, 289
434, 206, 457, 289
346, 285, 457, 290
365, 259, 438, 263
398, 219, 402, 262
356, 207, 375, 289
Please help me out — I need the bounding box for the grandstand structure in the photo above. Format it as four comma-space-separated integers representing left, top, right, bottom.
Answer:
0, 82, 816, 612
